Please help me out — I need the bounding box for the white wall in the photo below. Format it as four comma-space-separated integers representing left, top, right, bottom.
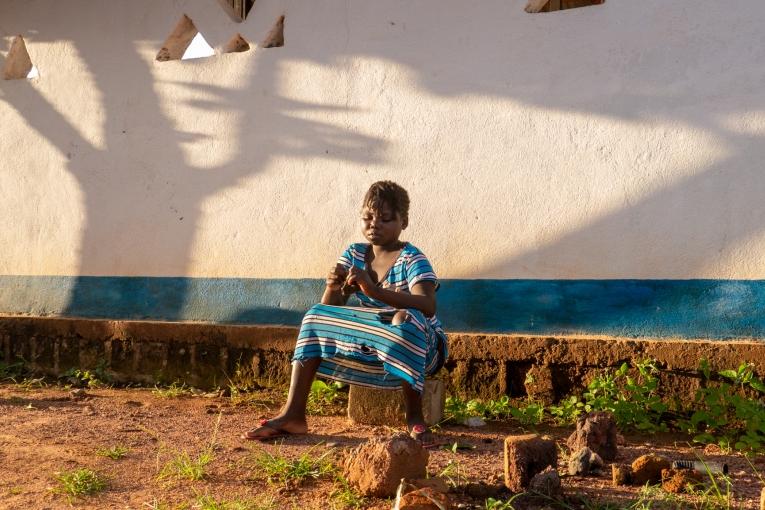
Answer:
1, 0, 764, 279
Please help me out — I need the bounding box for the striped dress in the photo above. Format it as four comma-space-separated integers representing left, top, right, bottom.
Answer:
293, 242, 447, 393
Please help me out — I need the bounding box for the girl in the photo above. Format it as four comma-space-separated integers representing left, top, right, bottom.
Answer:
241, 181, 447, 444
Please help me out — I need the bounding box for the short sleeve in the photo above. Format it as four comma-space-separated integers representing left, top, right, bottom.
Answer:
337, 244, 364, 271
406, 250, 440, 290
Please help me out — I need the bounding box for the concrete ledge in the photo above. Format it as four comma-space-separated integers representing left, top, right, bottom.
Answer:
1, 316, 763, 399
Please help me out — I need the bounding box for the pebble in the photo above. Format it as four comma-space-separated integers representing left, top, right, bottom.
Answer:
463, 417, 486, 427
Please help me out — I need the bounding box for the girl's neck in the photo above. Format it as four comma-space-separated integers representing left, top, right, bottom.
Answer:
370, 240, 405, 256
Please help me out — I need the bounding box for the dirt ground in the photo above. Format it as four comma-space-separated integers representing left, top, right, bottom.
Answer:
1, 383, 763, 510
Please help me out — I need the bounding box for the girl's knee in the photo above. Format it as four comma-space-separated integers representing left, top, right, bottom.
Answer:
391, 310, 408, 326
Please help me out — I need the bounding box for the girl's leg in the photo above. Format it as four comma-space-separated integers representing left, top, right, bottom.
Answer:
241, 357, 321, 439
402, 381, 425, 431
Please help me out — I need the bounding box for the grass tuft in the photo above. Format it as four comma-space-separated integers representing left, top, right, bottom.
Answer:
152, 381, 193, 398
253, 444, 335, 487
54, 468, 107, 498
96, 445, 129, 460
158, 449, 214, 481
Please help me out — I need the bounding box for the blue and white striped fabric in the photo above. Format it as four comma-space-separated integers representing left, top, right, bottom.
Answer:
293, 243, 447, 393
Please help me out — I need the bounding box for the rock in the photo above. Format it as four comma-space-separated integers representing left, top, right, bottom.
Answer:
568, 447, 592, 476
616, 433, 626, 446
631, 454, 671, 485
347, 379, 444, 426
760, 486, 765, 510
611, 464, 633, 486
394, 479, 451, 510
343, 434, 428, 498
405, 478, 449, 494
589, 451, 604, 471
523, 366, 556, 404
661, 468, 703, 494
81, 405, 96, 416
567, 411, 619, 461
503, 434, 557, 492
69, 388, 87, 399
465, 481, 501, 498
463, 417, 486, 427
529, 466, 561, 497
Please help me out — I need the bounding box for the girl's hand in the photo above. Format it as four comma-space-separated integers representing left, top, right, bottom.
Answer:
346, 266, 376, 296
326, 264, 348, 291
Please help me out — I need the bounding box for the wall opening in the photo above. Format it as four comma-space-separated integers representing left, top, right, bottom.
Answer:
261, 15, 285, 48
525, 0, 604, 13
217, 0, 255, 22
223, 33, 250, 54
3, 35, 38, 80
156, 14, 214, 62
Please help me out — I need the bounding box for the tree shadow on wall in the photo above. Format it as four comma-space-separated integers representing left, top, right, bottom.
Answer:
1, 0, 764, 329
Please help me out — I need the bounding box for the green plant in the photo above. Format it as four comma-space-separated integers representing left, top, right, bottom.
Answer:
679, 360, 765, 452
65, 360, 110, 388
306, 380, 347, 415
548, 395, 584, 425
96, 445, 129, 460
158, 449, 214, 481
253, 444, 335, 487
192, 494, 276, 510
509, 401, 545, 426
444, 395, 514, 423
152, 381, 193, 398
580, 360, 668, 432
484, 495, 524, 510
0, 359, 25, 381
54, 468, 107, 499
329, 475, 366, 509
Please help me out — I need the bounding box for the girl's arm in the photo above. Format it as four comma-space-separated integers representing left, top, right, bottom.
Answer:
347, 266, 436, 317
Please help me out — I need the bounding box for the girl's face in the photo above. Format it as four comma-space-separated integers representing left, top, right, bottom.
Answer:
360, 202, 405, 247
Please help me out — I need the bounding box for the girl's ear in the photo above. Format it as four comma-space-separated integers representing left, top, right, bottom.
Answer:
402, 217, 409, 229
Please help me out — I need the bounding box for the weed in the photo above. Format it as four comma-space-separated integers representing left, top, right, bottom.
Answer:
64, 360, 110, 388
444, 395, 514, 423
306, 380, 347, 416
192, 493, 276, 510
158, 450, 214, 481
679, 360, 765, 452
54, 468, 107, 499
253, 444, 335, 487
484, 495, 524, 510
158, 413, 221, 482
8, 487, 23, 495
152, 381, 193, 398
0, 359, 25, 381
96, 445, 129, 460
509, 401, 545, 426
329, 475, 366, 509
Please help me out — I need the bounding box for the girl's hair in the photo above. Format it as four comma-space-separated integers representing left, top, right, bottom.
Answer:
363, 181, 410, 224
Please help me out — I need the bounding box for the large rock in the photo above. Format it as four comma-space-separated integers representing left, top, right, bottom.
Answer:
504, 434, 557, 492
567, 411, 619, 461
611, 464, 633, 486
343, 434, 429, 498
347, 379, 445, 426
631, 454, 671, 486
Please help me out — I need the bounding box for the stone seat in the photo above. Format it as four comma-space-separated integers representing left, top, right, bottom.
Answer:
346, 378, 445, 426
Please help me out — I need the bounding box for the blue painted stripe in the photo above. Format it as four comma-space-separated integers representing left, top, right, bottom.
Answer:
0, 276, 764, 339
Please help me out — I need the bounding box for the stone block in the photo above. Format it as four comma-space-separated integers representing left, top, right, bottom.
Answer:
347, 379, 445, 426
631, 454, 671, 486
504, 434, 557, 492
524, 365, 555, 404
661, 468, 703, 494
343, 434, 428, 498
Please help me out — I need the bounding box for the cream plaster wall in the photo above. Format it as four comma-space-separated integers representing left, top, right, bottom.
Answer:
1, 0, 764, 279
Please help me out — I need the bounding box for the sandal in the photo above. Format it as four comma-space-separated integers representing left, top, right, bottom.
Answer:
240, 419, 301, 442
409, 424, 444, 449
